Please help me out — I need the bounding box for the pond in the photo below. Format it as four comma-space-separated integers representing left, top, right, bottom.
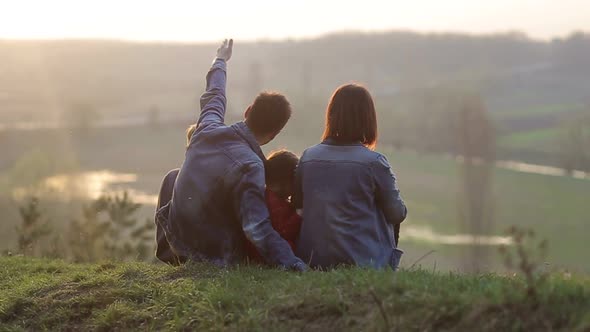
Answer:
12, 170, 158, 205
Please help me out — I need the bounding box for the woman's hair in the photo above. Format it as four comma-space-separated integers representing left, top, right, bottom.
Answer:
322, 84, 377, 149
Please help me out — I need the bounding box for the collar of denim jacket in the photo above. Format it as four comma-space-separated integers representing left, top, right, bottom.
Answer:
321, 137, 364, 146
232, 121, 267, 162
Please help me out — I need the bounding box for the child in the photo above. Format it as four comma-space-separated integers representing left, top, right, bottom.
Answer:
245, 150, 302, 263
155, 124, 196, 264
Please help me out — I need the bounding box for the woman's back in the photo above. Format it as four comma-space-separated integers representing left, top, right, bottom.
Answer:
294, 139, 403, 269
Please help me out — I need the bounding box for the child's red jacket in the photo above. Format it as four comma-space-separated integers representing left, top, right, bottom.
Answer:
245, 189, 302, 263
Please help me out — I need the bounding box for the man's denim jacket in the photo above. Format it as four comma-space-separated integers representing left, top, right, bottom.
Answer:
156, 58, 304, 269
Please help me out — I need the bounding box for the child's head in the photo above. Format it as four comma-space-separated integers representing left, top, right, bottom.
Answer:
265, 150, 299, 200
186, 124, 197, 148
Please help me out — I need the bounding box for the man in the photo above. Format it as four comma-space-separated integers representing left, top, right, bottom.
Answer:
156, 39, 307, 271
154, 125, 196, 265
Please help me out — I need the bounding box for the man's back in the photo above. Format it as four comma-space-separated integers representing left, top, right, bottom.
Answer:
168, 121, 264, 265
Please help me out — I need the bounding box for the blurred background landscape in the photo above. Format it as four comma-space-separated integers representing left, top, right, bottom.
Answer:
1, 0, 589, 273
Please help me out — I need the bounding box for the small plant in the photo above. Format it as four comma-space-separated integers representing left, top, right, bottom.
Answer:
100, 192, 140, 258
67, 198, 111, 262
15, 197, 52, 256
67, 191, 154, 262
499, 226, 549, 303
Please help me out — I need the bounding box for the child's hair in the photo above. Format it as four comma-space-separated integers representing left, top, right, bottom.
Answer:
186, 124, 197, 147
265, 150, 299, 187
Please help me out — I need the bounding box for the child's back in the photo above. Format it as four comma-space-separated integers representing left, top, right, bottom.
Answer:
246, 150, 301, 263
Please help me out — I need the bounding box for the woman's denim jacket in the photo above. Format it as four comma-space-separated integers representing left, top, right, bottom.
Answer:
294, 140, 407, 269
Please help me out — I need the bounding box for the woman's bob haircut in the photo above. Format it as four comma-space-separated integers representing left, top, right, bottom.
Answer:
322, 83, 378, 149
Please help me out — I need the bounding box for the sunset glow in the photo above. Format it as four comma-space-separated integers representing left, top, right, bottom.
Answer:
1, 0, 588, 41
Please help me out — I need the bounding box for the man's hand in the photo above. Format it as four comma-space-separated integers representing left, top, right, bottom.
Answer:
291, 261, 309, 272
216, 39, 233, 62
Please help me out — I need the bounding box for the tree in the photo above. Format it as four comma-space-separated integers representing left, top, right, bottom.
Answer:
16, 197, 52, 256
60, 102, 100, 136
147, 105, 161, 129
67, 191, 154, 262
560, 110, 590, 173
454, 94, 496, 273
67, 197, 111, 262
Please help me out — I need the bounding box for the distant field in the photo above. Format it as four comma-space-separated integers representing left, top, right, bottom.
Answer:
498, 127, 562, 152
494, 103, 584, 119
493, 103, 587, 165
365, 145, 588, 273
1, 125, 589, 272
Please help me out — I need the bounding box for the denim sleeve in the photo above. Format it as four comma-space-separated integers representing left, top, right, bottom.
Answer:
197, 58, 227, 128
373, 154, 408, 225
234, 162, 305, 268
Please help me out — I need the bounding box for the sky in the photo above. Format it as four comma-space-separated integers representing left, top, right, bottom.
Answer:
0, 0, 588, 42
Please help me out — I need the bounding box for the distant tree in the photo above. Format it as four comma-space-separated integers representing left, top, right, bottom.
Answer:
15, 197, 52, 256
61, 102, 100, 134
454, 94, 496, 273
147, 105, 161, 129
300, 61, 312, 106
248, 61, 263, 98
560, 110, 590, 173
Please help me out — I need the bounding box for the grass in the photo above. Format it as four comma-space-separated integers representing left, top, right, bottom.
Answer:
493, 103, 584, 119
373, 147, 590, 273
1, 256, 589, 331
498, 127, 562, 152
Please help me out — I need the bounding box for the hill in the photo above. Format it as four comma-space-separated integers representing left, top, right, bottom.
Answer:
2, 31, 589, 167
1, 257, 589, 331
2, 32, 590, 121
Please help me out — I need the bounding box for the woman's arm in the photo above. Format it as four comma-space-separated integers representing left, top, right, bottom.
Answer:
373, 154, 408, 225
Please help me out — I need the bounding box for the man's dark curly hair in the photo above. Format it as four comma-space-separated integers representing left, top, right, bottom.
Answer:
246, 92, 292, 137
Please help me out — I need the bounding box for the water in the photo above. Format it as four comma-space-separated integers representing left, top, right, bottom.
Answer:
496, 160, 589, 180
12, 170, 158, 205
453, 155, 589, 180
404, 225, 513, 246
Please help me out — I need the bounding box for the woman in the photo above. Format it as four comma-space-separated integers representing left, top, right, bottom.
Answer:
293, 84, 407, 269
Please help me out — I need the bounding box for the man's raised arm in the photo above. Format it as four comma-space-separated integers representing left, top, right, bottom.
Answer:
197, 39, 233, 128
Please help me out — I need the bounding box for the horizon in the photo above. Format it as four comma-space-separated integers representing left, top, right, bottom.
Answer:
1, 28, 587, 45
1, 0, 589, 42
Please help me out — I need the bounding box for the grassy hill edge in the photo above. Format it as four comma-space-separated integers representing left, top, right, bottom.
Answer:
0, 257, 589, 331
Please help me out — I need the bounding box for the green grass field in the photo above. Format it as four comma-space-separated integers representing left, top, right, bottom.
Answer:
494, 103, 584, 119
1, 257, 589, 331
493, 103, 586, 164
377, 147, 590, 273
498, 127, 562, 152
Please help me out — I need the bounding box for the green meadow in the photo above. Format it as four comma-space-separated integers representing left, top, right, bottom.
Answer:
1, 257, 589, 331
